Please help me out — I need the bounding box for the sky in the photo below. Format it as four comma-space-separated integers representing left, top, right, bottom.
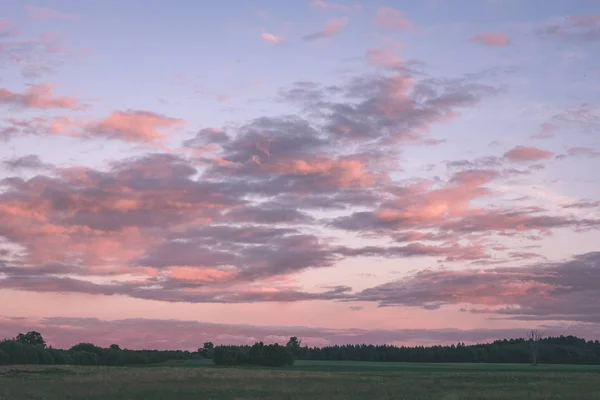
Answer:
1, 0, 600, 350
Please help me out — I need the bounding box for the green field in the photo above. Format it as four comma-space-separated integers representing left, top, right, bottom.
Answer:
2, 361, 600, 399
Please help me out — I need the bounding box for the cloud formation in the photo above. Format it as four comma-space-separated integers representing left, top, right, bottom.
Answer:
2, 154, 51, 171
353, 252, 600, 325
0, 84, 84, 110
471, 32, 511, 47
261, 32, 283, 44
374, 7, 416, 32
89, 110, 185, 143
0, 34, 598, 348
540, 15, 600, 42
303, 18, 348, 41
503, 146, 554, 162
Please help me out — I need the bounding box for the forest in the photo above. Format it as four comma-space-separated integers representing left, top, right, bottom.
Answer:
2, 331, 600, 367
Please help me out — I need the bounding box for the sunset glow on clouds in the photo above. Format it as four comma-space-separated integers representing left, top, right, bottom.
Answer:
1, 0, 600, 350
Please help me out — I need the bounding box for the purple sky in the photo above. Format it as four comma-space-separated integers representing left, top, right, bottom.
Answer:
1, 0, 600, 350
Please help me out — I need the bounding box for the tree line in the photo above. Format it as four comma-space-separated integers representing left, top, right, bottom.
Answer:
3, 331, 600, 367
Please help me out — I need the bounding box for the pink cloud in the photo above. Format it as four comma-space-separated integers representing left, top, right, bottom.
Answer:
372, 170, 498, 226
167, 266, 237, 283
90, 110, 185, 143
374, 7, 416, 32
261, 32, 283, 44
567, 146, 600, 158
0, 19, 18, 37
0, 84, 84, 110
532, 122, 555, 139
303, 18, 348, 41
354, 252, 600, 326
367, 46, 403, 69
503, 146, 554, 162
311, 1, 360, 13
24, 6, 76, 20
263, 157, 379, 188
569, 15, 600, 26
471, 32, 511, 47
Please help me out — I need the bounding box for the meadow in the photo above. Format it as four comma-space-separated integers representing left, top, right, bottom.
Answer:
2, 360, 600, 400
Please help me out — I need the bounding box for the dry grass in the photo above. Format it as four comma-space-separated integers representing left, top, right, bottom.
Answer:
1, 364, 600, 399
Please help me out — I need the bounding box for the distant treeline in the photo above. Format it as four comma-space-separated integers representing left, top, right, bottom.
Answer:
2, 331, 600, 367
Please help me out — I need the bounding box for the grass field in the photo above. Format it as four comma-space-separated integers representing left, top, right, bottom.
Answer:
2, 361, 600, 399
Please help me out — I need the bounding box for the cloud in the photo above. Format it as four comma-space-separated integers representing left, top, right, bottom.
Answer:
303, 18, 348, 41
562, 200, 600, 209
440, 209, 597, 234
0, 84, 84, 110
311, 1, 360, 13
0, 116, 83, 140
261, 32, 283, 44
0, 25, 87, 79
24, 6, 76, 20
335, 242, 490, 262
367, 47, 403, 69
531, 122, 555, 139
566, 146, 600, 158
0, 49, 593, 313
4, 316, 594, 350
2, 110, 185, 144
471, 32, 511, 47
503, 146, 554, 162
183, 127, 229, 148
2, 155, 52, 171
352, 252, 600, 325
89, 110, 185, 143
373, 7, 416, 32
331, 169, 499, 232
0, 19, 18, 38
539, 15, 600, 42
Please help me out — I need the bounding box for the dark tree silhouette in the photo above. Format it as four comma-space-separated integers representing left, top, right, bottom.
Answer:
286, 336, 302, 358
527, 330, 543, 366
1, 332, 600, 367
15, 331, 46, 347
199, 341, 214, 358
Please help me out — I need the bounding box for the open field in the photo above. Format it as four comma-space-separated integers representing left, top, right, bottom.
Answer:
2, 362, 600, 400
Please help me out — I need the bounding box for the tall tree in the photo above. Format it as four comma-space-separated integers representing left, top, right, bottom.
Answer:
286, 336, 301, 358
200, 341, 215, 358
15, 331, 46, 347
526, 330, 543, 366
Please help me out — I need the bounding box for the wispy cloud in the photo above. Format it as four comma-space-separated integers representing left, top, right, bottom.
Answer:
471, 32, 511, 46
261, 32, 283, 44
503, 146, 554, 162
374, 7, 416, 32
0, 84, 85, 110
539, 15, 600, 42
303, 18, 348, 41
